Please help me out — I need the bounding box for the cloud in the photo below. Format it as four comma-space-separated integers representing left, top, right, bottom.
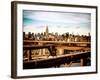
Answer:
23, 10, 91, 35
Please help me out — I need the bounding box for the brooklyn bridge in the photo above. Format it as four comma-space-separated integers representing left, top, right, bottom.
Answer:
23, 26, 91, 69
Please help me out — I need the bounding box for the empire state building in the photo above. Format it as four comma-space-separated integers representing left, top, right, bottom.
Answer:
46, 26, 49, 35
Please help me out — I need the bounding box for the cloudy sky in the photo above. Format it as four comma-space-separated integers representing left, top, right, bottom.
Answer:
23, 10, 91, 35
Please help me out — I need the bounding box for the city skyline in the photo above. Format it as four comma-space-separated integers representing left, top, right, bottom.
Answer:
23, 10, 91, 35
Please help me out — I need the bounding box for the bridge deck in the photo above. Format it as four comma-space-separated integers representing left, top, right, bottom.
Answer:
24, 45, 90, 51
24, 40, 91, 44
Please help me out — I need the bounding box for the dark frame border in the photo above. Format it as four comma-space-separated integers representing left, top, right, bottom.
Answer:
11, 1, 98, 79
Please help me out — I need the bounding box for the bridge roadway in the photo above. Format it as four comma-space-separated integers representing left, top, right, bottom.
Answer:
24, 40, 90, 44
24, 45, 90, 51
23, 51, 90, 69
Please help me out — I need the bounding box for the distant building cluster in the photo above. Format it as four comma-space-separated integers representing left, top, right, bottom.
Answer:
23, 26, 91, 42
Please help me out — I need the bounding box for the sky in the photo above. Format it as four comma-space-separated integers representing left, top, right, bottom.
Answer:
23, 10, 91, 35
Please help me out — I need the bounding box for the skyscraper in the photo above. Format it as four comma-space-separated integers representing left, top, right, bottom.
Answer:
46, 26, 49, 35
